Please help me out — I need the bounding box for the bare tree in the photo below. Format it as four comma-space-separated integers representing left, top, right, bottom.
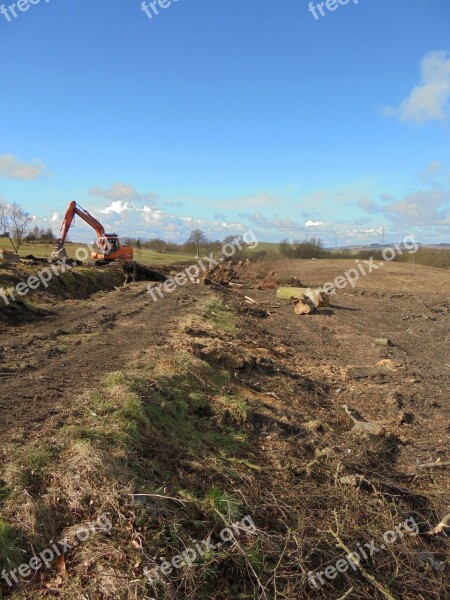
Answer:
223, 234, 245, 246
223, 234, 247, 258
0, 201, 15, 250
0, 201, 31, 251
0, 202, 8, 234
186, 228, 208, 258
280, 238, 294, 258
8, 203, 31, 250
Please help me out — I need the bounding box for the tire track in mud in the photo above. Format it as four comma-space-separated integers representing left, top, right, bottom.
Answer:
0, 283, 207, 445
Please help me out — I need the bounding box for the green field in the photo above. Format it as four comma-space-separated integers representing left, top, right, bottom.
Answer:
0, 238, 282, 265
0, 239, 198, 266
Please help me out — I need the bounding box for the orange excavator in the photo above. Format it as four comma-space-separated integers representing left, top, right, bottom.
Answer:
52, 200, 133, 261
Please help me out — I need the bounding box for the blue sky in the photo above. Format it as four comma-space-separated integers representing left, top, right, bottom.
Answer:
0, 0, 449, 245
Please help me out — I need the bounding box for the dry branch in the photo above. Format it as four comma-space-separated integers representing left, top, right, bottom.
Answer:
417, 460, 450, 470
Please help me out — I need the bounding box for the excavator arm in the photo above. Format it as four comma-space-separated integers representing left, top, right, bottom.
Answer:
51, 200, 133, 262
56, 200, 105, 247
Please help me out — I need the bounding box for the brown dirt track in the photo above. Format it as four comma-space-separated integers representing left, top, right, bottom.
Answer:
0, 280, 204, 445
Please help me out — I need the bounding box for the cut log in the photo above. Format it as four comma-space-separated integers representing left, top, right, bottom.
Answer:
277, 287, 329, 307
374, 338, 392, 347
293, 296, 315, 315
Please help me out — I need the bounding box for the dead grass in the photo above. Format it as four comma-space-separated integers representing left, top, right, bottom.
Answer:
396, 247, 450, 269
0, 292, 448, 599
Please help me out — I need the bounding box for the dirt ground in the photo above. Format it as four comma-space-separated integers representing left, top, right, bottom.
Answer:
1, 257, 449, 502
0, 258, 449, 599
245, 260, 450, 481
0, 278, 199, 445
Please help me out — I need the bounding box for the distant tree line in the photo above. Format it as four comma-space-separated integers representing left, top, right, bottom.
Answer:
280, 237, 395, 261
25, 226, 57, 243
123, 229, 254, 259
279, 237, 331, 259
279, 237, 450, 269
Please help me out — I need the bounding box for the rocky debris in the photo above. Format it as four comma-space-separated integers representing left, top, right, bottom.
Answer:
350, 420, 386, 438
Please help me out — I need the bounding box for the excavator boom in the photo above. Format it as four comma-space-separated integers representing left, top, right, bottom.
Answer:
56, 201, 105, 246
52, 200, 133, 262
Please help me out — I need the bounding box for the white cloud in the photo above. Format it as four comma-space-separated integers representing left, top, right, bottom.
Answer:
83, 194, 249, 242
359, 227, 384, 235
305, 219, 327, 228
100, 201, 129, 215
387, 190, 450, 225
358, 188, 450, 228
0, 154, 45, 180
90, 182, 158, 204
384, 51, 450, 124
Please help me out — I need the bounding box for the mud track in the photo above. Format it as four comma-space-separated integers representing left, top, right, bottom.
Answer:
0, 283, 208, 444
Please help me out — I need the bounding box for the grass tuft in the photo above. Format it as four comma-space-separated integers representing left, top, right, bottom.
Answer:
0, 520, 22, 569
203, 300, 236, 333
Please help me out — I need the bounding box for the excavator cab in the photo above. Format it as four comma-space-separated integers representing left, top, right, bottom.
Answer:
95, 236, 111, 258
93, 235, 133, 261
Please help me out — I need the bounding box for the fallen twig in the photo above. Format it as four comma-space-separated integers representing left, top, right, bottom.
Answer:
336, 589, 354, 600
426, 513, 450, 535
327, 512, 397, 600
129, 493, 187, 505
418, 460, 450, 470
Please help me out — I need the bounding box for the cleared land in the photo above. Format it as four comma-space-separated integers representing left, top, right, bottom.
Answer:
0, 257, 449, 599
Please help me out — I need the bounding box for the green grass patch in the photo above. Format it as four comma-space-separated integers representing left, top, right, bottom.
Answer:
105, 371, 126, 387
0, 520, 22, 569
205, 488, 241, 521
213, 395, 249, 424
0, 479, 10, 507
20, 446, 54, 474
203, 300, 236, 333
79, 350, 249, 462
